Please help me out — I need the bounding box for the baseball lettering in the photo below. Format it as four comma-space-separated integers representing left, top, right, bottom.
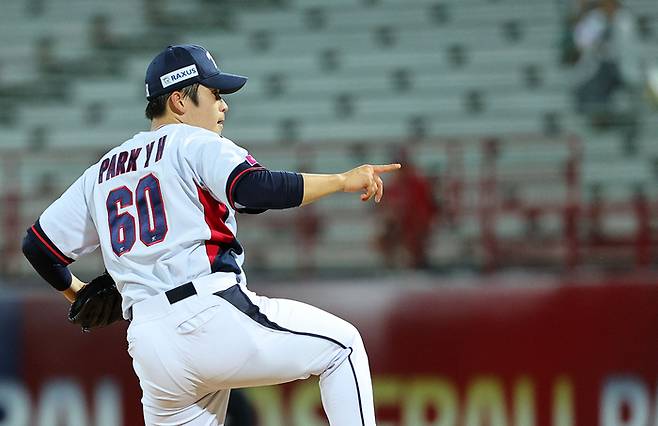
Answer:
98, 136, 167, 184
106, 186, 136, 256
136, 173, 168, 246
602, 376, 650, 426
268, 375, 574, 425
106, 155, 117, 181
126, 148, 141, 173
155, 136, 166, 162
0, 379, 122, 426
107, 174, 168, 255
160, 64, 199, 88
171, 69, 195, 81
144, 141, 155, 168
98, 158, 110, 184
116, 151, 129, 176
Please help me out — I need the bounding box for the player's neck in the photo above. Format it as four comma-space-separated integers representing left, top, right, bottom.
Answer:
150, 117, 179, 131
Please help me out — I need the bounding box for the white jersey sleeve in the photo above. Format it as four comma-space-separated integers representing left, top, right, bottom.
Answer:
180, 130, 263, 209
38, 170, 100, 260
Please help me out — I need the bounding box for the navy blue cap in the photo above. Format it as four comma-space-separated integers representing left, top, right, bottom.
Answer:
145, 44, 247, 100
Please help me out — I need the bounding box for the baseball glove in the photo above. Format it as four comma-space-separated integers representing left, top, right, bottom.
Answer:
68, 271, 123, 332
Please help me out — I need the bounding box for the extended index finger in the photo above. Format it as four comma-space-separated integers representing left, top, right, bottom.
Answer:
372, 163, 402, 174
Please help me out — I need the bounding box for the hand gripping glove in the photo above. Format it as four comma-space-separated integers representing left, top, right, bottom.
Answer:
68, 272, 123, 332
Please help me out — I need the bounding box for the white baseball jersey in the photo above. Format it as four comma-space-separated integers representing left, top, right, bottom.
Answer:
38, 123, 261, 318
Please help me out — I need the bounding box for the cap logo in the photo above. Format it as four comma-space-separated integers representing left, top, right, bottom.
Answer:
160, 64, 199, 88
206, 51, 218, 69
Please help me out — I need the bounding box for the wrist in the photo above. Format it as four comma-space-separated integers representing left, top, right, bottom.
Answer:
62, 276, 86, 303
62, 287, 78, 303
336, 173, 347, 192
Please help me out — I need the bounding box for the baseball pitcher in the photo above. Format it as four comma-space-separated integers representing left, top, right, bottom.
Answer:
22, 44, 400, 426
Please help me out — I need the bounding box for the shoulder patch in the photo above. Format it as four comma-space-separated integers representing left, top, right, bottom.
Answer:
245, 154, 258, 166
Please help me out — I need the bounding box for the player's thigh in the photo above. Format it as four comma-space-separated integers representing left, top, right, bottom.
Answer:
252, 293, 363, 349
205, 287, 364, 388
131, 288, 363, 391
142, 388, 230, 426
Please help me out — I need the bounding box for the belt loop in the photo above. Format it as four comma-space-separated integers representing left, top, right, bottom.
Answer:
165, 282, 197, 304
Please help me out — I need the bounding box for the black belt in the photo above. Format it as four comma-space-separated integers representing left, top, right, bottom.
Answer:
165, 282, 196, 304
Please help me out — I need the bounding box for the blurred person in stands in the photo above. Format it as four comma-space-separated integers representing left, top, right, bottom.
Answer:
559, 0, 596, 66
377, 148, 438, 269
570, 0, 643, 128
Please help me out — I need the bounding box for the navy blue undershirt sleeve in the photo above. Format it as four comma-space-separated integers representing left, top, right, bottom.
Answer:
232, 170, 304, 212
22, 225, 73, 291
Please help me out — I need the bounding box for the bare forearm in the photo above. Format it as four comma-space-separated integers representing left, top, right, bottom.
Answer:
300, 163, 401, 206
300, 173, 346, 206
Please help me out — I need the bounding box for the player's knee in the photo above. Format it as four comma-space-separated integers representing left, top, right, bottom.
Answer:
319, 323, 365, 377
340, 320, 363, 349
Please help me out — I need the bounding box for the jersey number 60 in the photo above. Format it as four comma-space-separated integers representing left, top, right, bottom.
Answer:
106, 173, 168, 256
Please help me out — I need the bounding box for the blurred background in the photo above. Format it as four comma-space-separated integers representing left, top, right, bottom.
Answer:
1, 0, 658, 424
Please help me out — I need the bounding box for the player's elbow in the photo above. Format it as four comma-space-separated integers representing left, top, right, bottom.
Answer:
21, 229, 44, 271
21, 227, 74, 291
21, 229, 34, 260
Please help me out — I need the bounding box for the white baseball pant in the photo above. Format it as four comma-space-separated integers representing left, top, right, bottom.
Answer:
127, 274, 375, 425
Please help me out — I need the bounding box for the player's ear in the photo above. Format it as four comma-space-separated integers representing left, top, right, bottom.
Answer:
168, 91, 186, 115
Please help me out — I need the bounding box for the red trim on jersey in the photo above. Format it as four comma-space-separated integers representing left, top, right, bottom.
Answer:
30, 225, 72, 265
196, 184, 236, 269
227, 166, 265, 209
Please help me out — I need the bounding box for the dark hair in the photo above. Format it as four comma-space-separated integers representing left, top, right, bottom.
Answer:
145, 83, 201, 120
